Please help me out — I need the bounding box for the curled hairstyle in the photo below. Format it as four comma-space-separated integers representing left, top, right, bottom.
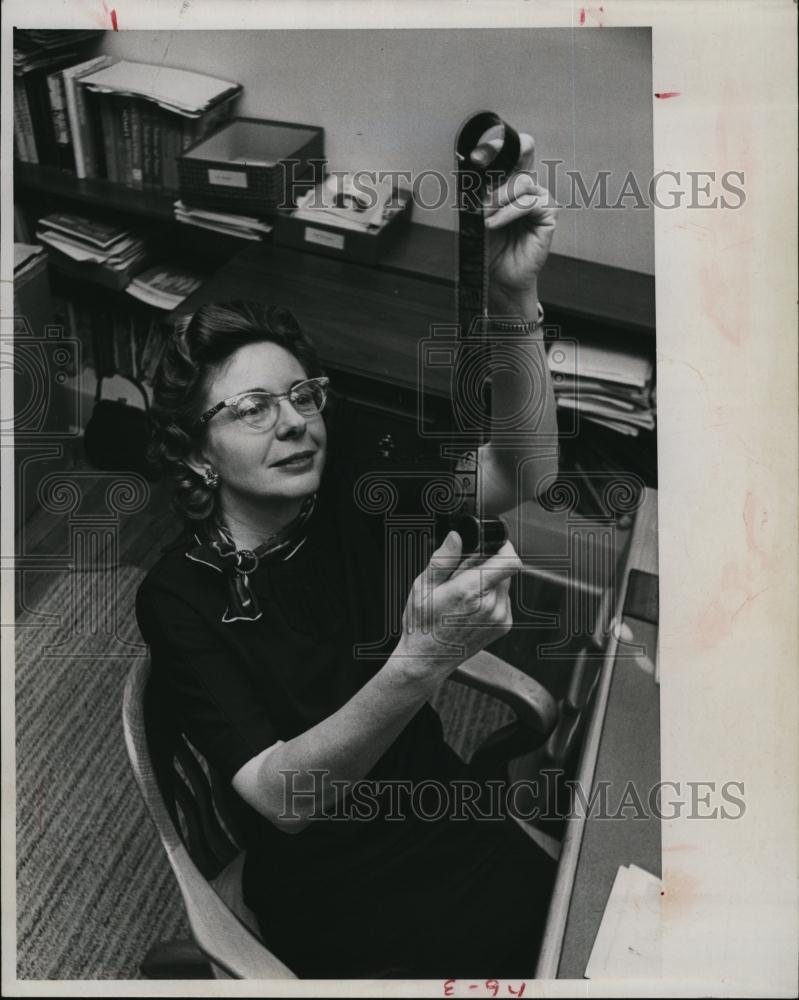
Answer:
149, 300, 323, 521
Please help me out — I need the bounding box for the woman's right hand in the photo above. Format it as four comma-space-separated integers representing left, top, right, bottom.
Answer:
393, 530, 522, 687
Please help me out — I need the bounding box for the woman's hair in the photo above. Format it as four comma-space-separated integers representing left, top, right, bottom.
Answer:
149, 300, 323, 521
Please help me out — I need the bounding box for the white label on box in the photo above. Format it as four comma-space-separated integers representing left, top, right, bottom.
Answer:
208, 168, 248, 189
304, 227, 345, 250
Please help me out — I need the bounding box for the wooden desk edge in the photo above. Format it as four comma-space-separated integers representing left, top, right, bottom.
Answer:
534, 488, 658, 980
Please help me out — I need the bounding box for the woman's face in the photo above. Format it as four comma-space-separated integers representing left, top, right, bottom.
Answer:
191, 340, 327, 512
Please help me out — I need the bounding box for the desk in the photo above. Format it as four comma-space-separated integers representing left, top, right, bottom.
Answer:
536, 488, 660, 979
169, 233, 656, 397
171, 241, 455, 397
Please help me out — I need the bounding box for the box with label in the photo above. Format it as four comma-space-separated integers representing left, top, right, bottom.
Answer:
177, 117, 325, 216
273, 177, 414, 264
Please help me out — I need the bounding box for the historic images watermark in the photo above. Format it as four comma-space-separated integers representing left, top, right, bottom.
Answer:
281, 160, 747, 213
276, 770, 746, 824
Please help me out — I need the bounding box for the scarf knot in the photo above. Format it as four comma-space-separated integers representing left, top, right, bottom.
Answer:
185, 494, 317, 623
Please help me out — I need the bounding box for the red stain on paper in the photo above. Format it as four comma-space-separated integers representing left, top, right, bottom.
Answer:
699, 265, 742, 347
101, 0, 119, 30
655, 91, 681, 99
578, 5, 604, 25
691, 559, 770, 651
661, 871, 699, 915
743, 492, 771, 571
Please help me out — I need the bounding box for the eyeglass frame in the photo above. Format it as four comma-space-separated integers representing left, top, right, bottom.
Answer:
196, 376, 330, 431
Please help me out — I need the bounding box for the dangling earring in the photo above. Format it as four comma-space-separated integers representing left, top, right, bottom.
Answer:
203, 467, 219, 489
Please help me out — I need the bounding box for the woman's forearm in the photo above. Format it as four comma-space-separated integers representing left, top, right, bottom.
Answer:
480, 285, 559, 509
238, 651, 442, 832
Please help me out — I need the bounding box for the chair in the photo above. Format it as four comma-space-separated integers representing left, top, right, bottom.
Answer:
122, 651, 559, 979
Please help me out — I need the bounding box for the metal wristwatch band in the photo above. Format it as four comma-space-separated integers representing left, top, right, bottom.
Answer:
489, 302, 546, 334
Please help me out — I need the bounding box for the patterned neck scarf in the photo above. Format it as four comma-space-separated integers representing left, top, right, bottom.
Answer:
185, 494, 318, 623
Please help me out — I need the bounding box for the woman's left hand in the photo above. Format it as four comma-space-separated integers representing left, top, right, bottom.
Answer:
472, 132, 558, 301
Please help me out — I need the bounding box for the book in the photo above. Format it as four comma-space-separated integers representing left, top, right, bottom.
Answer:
138, 320, 164, 382
82, 88, 107, 179
15, 49, 80, 168
151, 112, 162, 188
141, 104, 154, 190
161, 113, 182, 191
99, 93, 118, 183
38, 212, 131, 251
130, 100, 143, 189
118, 97, 133, 187
13, 84, 38, 162
20, 66, 58, 167
46, 68, 74, 171
61, 55, 115, 178
126, 263, 204, 311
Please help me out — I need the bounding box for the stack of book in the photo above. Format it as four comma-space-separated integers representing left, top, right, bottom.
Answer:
13, 40, 242, 190
77, 60, 242, 190
35, 212, 150, 292
173, 200, 273, 240
548, 340, 656, 437
13, 28, 103, 170
14, 243, 48, 285
126, 263, 205, 311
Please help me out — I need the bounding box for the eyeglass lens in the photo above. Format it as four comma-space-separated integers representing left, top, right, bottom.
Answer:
236, 381, 326, 426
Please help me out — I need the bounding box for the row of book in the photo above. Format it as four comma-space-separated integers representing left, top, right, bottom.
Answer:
548, 340, 656, 437
52, 294, 171, 388
13, 32, 241, 192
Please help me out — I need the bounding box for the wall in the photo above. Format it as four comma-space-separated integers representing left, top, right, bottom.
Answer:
100, 28, 654, 274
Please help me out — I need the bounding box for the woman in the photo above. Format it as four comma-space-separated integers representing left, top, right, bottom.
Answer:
136, 133, 560, 978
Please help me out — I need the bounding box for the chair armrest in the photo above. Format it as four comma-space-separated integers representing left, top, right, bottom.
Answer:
448, 650, 559, 743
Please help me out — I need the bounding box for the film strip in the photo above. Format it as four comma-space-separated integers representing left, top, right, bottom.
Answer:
452, 111, 521, 528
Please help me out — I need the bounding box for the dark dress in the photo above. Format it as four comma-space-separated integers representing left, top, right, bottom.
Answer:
135, 454, 555, 979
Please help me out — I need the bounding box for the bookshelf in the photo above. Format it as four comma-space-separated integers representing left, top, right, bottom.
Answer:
15, 163, 177, 222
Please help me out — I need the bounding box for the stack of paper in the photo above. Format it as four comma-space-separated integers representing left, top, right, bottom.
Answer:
173, 200, 273, 241
13, 28, 101, 73
79, 59, 241, 118
36, 212, 149, 274
14, 29, 102, 56
126, 263, 204, 311
585, 864, 662, 979
291, 175, 410, 232
548, 340, 656, 437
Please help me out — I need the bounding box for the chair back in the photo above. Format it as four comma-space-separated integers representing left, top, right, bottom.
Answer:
122, 658, 295, 979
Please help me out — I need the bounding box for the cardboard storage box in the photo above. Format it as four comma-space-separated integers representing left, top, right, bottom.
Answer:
177, 117, 325, 216
273, 183, 413, 265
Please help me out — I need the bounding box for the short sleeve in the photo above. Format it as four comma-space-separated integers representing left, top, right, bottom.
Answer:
136, 580, 280, 783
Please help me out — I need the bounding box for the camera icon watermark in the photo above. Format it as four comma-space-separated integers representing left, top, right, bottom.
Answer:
417, 318, 566, 444
1, 318, 83, 440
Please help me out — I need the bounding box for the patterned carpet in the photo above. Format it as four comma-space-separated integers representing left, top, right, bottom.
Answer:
15, 564, 189, 979
15, 561, 511, 980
